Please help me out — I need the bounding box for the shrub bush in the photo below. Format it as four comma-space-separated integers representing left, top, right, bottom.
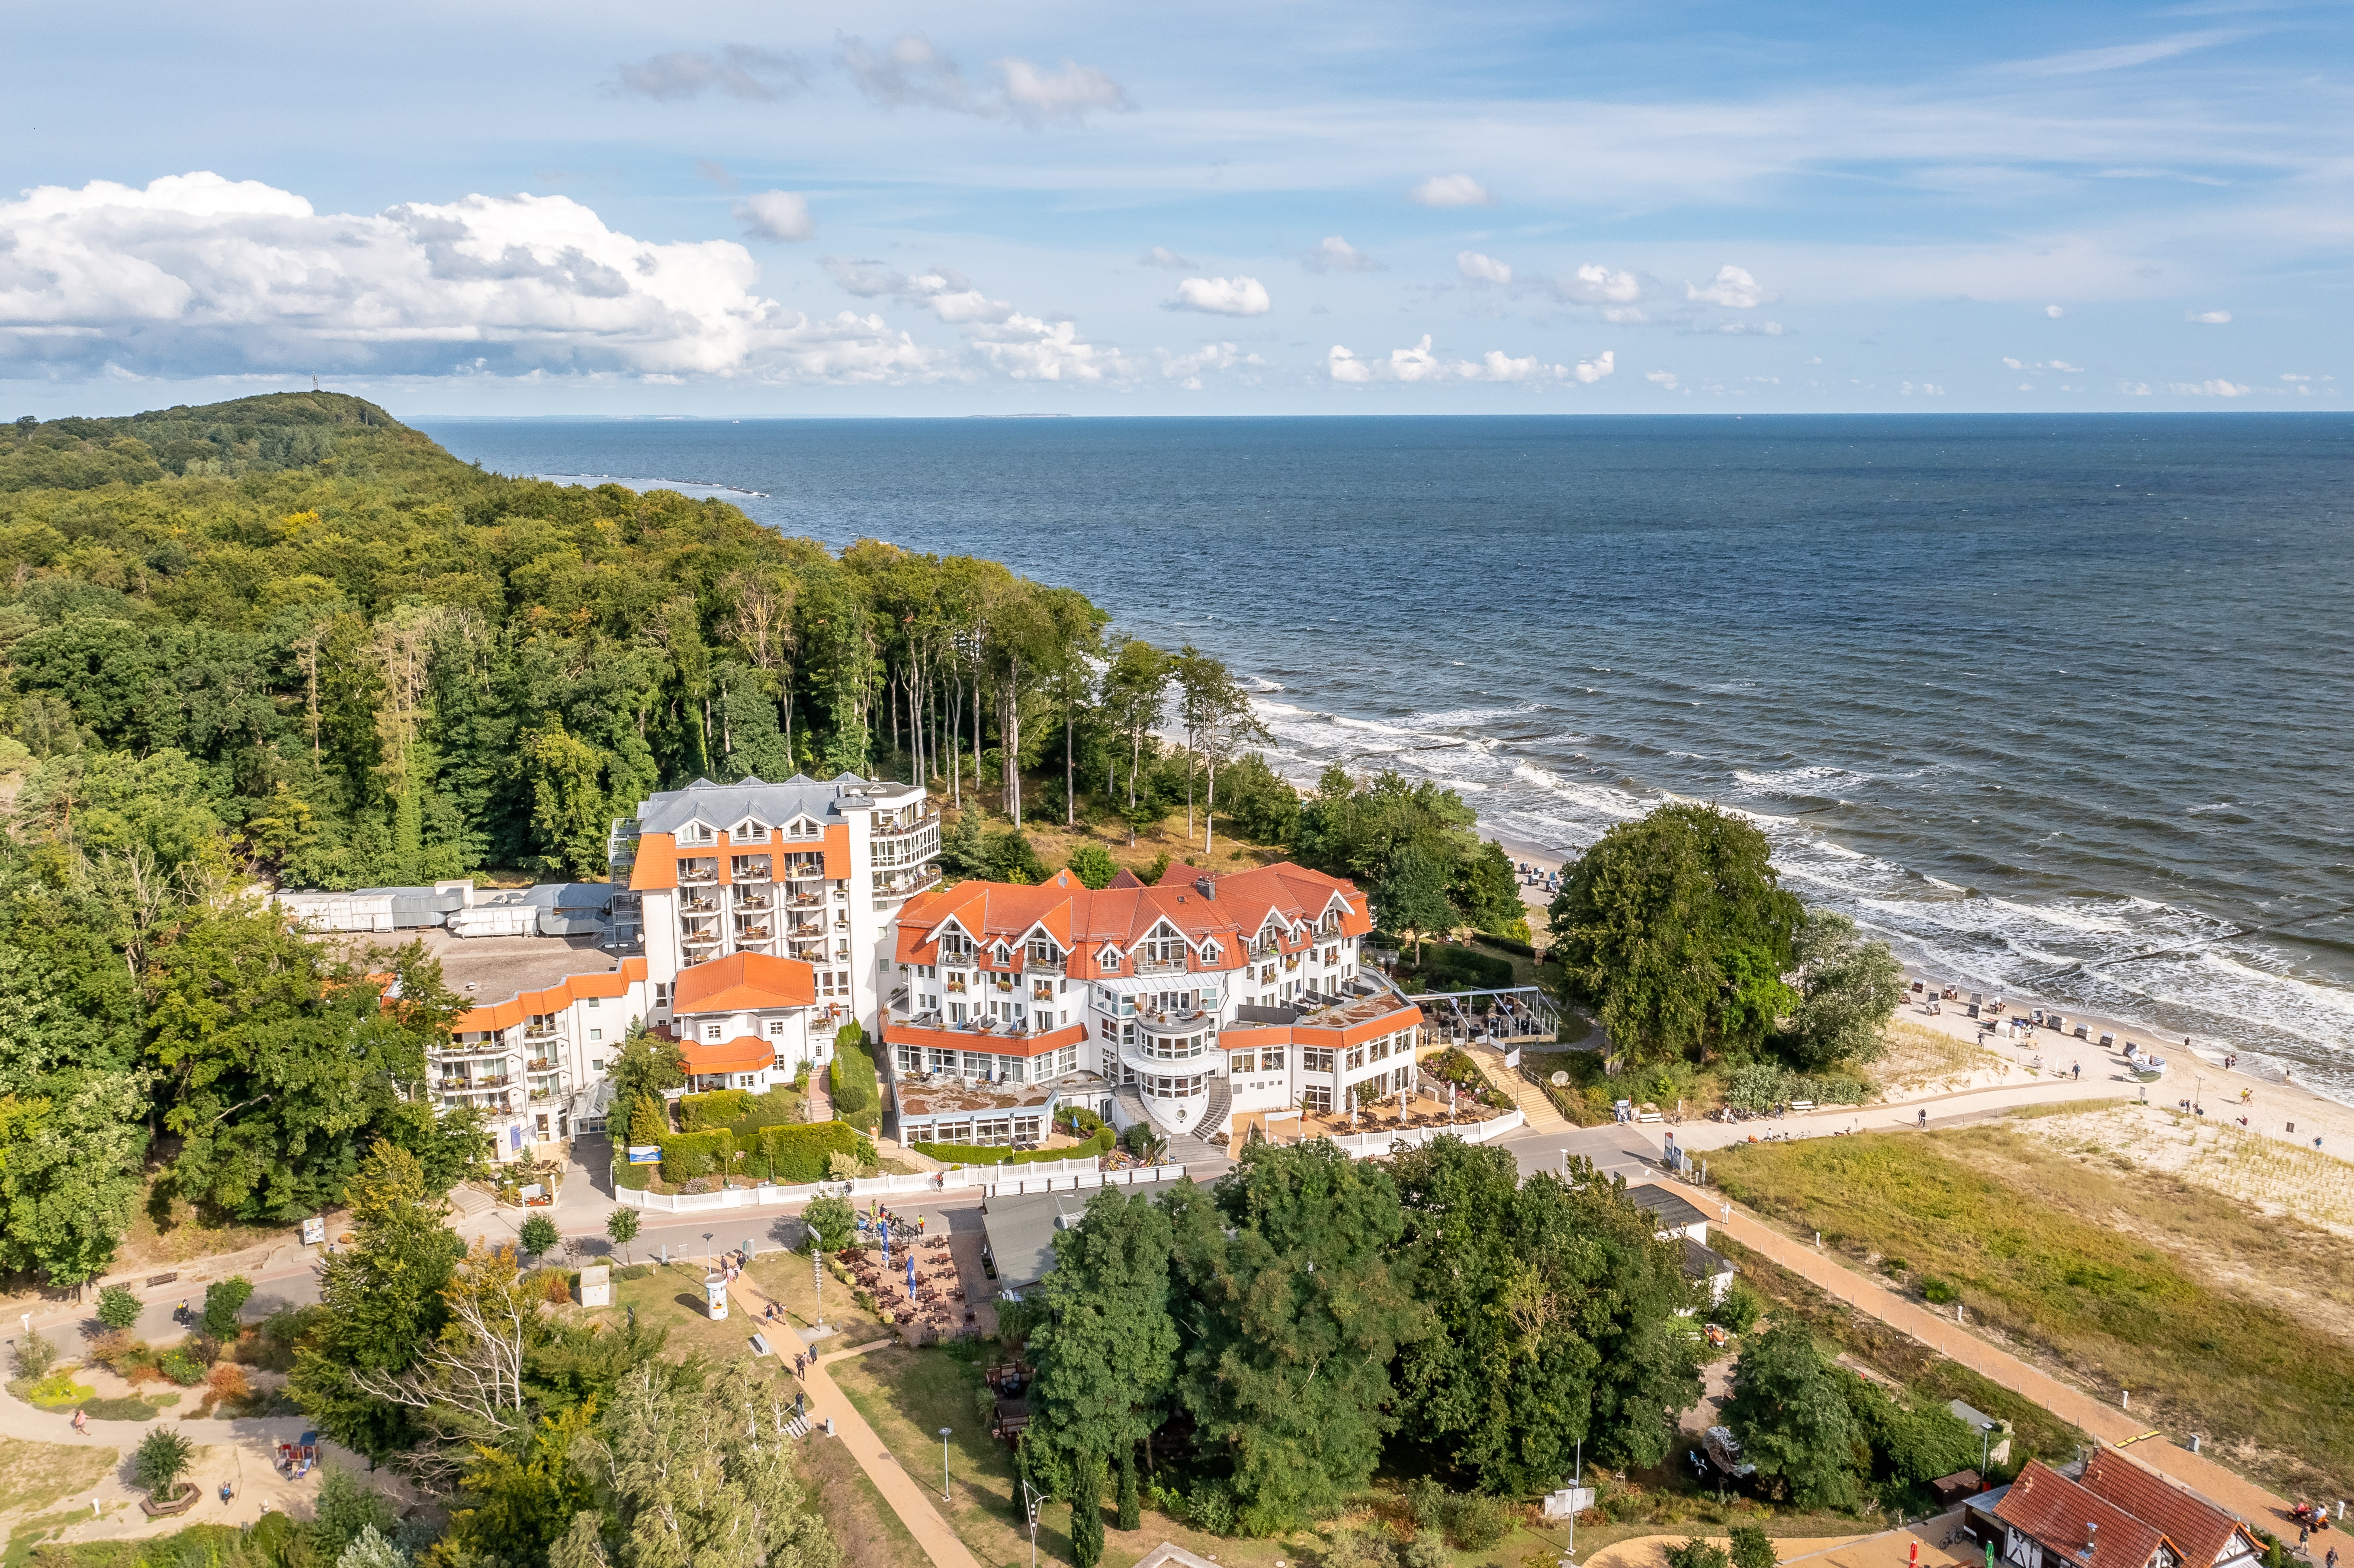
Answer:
1448, 1494, 1510, 1551
616, 1159, 653, 1190
1422, 943, 1514, 990
912, 1128, 1114, 1166
10, 1328, 56, 1380
1186, 1482, 1237, 1536
15, 1369, 95, 1408
750, 1121, 872, 1183
1665, 1542, 1730, 1568
84, 1395, 164, 1420
202, 1276, 253, 1339
135, 1427, 194, 1496
1920, 1276, 1960, 1305
159, 1345, 208, 1386
96, 1284, 143, 1331
1729, 1526, 1776, 1568
1056, 1104, 1105, 1137
657, 1129, 737, 1183
678, 1088, 750, 1131
830, 1029, 881, 1131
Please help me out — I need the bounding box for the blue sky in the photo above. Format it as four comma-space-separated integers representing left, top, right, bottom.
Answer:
3, 0, 2348, 415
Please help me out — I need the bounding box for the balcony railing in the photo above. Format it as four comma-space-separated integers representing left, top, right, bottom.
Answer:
1135, 956, 1189, 975
735, 893, 772, 911
735, 925, 773, 941
869, 805, 942, 838
680, 897, 718, 915
436, 1076, 510, 1092
526, 1057, 554, 1071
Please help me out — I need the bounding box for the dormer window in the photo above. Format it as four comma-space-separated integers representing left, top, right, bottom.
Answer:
993, 943, 1012, 965
1201, 941, 1221, 963
739, 820, 770, 843
1099, 946, 1121, 970
683, 822, 716, 846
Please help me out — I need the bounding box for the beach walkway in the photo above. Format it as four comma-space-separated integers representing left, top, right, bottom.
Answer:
794, 1337, 986, 1568
1463, 1040, 1577, 1132
1704, 1193, 2295, 1531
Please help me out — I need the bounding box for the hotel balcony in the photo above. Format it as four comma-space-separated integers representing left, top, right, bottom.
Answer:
871, 865, 942, 901
678, 860, 719, 886
734, 924, 774, 942
437, 1074, 510, 1092
525, 1056, 554, 1072
734, 891, 772, 911
1134, 956, 1189, 975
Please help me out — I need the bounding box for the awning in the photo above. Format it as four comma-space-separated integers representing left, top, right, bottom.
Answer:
1087, 974, 1226, 999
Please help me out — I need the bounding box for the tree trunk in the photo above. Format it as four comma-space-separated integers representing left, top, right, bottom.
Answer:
949, 675, 961, 806
971, 677, 983, 816
1065, 693, 1076, 828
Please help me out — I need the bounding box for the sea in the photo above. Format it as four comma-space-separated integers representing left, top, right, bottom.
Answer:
415, 414, 2354, 1093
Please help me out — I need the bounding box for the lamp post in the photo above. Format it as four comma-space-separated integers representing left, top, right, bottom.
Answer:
940, 1427, 953, 1502
704, 1232, 715, 1267
1023, 1479, 1044, 1568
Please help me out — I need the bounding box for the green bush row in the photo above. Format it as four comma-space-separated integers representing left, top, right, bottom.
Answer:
910, 1128, 1114, 1166
678, 1087, 749, 1130
1722, 1062, 1873, 1110
658, 1129, 736, 1182
831, 1026, 880, 1132
652, 1121, 876, 1185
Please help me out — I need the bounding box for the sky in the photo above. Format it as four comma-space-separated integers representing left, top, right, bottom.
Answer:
2, 0, 2350, 417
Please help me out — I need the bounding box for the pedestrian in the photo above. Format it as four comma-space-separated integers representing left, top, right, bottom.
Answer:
1918, 1108, 1928, 1129
2298, 1526, 2309, 1553
220, 1481, 234, 1506
917, 1215, 926, 1237
71, 1408, 87, 1434
2071, 1061, 2081, 1081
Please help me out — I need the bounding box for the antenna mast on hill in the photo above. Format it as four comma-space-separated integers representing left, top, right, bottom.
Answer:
312, 373, 320, 391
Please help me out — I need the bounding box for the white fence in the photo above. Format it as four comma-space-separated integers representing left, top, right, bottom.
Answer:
1318, 1106, 1525, 1160
614, 1156, 1187, 1213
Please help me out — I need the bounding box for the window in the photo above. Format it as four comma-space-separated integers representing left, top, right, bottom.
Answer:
1261, 1047, 1286, 1072
1346, 1045, 1365, 1071
895, 1044, 921, 1074
1370, 1036, 1390, 1061
589, 1028, 604, 1042
1393, 1065, 1413, 1092
684, 822, 715, 845
590, 1058, 604, 1073
768, 1020, 786, 1038
1303, 1085, 1333, 1113
1058, 1045, 1079, 1076
655, 982, 671, 1005
741, 821, 769, 843
1099, 947, 1121, 970
587, 997, 601, 1010
1228, 1049, 1257, 1074
705, 1024, 723, 1041
1302, 1047, 1336, 1074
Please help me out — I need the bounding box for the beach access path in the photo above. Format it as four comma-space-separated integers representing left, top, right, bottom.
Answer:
791, 1334, 986, 1568
1697, 1189, 2294, 1532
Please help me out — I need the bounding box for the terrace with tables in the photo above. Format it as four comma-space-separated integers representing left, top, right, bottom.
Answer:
838, 1225, 988, 1343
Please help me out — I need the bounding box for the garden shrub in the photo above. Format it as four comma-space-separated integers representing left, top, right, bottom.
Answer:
1920, 1276, 1960, 1305
1421, 943, 1514, 989
911, 1128, 1114, 1166
616, 1159, 653, 1190
1186, 1482, 1237, 1536
202, 1276, 253, 1338
96, 1285, 143, 1331
1448, 1494, 1509, 1551
159, 1345, 208, 1386
1730, 1526, 1777, 1568
678, 1088, 750, 1131
830, 1027, 881, 1131
84, 1395, 163, 1420
1665, 1542, 1730, 1568
657, 1129, 736, 1182
15, 1369, 95, 1408
751, 1121, 872, 1183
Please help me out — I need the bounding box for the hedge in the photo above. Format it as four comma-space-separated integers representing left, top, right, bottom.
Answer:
911, 1127, 1114, 1166
678, 1088, 749, 1131
616, 1160, 653, 1190
658, 1129, 737, 1183
1423, 943, 1515, 989
1479, 934, 1538, 958
752, 1122, 874, 1183
831, 1029, 880, 1132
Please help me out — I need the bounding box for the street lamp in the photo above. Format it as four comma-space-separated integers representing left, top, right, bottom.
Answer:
940, 1427, 953, 1502
1560, 1148, 1568, 1177
1023, 1479, 1044, 1568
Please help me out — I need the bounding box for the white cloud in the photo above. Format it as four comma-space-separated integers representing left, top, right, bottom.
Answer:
820, 257, 1012, 323
821, 256, 899, 297
1718, 320, 1785, 335
1686, 264, 1773, 308
2187, 309, 2232, 324
966, 313, 1132, 381
733, 190, 814, 243
1323, 335, 1607, 385
2122, 381, 2153, 395
2170, 378, 2251, 396
1457, 250, 1513, 285
839, 34, 1128, 123
2014, 29, 2243, 76
610, 45, 806, 101
1646, 370, 1679, 389
2004, 356, 2023, 368
996, 58, 1131, 123
1408, 174, 1494, 207
1554, 263, 1644, 305
2006, 356, 2085, 372
1169, 276, 1272, 316
1900, 381, 1946, 395
1304, 236, 1382, 273
1140, 246, 1195, 270
2046, 305, 2067, 318
2282, 372, 2312, 381
2051, 359, 2084, 372
0, 171, 939, 382
1158, 341, 1262, 389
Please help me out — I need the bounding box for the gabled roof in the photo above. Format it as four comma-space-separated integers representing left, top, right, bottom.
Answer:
2079, 1451, 2253, 1566
1995, 1461, 2174, 1568
679, 1034, 776, 1074
672, 952, 816, 1014
454, 958, 648, 1033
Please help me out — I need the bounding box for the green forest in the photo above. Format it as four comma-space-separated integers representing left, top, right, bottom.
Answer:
0, 392, 1527, 1292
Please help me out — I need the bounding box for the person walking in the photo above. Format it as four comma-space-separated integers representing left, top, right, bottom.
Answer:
2071, 1061, 2081, 1081
71, 1408, 87, 1435
1918, 1107, 1928, 1129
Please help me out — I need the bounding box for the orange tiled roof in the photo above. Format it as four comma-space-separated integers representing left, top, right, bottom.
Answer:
1995, 1462, 2174, 1568
679, 1034, 777, 1074
2078, 1451, 2254, 1568
454, 957, 647, 1033
673, 951, 816, 1014
879, 1020, 1087, 1058
894, 860, 1370, 977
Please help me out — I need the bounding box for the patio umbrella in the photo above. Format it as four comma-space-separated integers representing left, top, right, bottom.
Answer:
907, 1253, 918, 1298
880, 1226, 890, 1270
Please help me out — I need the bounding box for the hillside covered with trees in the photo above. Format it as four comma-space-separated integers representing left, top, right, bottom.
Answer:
0, 392, 1526, 1290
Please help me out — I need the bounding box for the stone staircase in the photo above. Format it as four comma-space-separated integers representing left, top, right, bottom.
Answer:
1117, 1079, 1232, 1166
450, 1184, 498, 1220
1460, 1041, 1576, 1132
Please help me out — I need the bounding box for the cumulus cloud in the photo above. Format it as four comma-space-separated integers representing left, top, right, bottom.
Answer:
997, 58, 1131, 123
821, 256, 900, 297
610, 45, 807, 101
2003, 356, 2084, 372
1408, 174, 1494, 207
1169, 276, 1271, 316
1457, 250, 1513, 285
967, 314, 1132, 380
1646, 370, 1679, 390
2171, 378, 2251, 396
2187, 309, 2232, 324
1157, 341, 1264, 390
0, 171, 946, 383
1303, 236, 1381, 273
1717, 320, 1785, 335
2046, 305, 2067, 317
838, 34, 1129, 123
1900, 381, 1947, 396
1139, 246, 1195, 270
819, 257, 1012, 323
1325, 335, 1612, 385
1686, 264, 1774, 308
733, 190, 814, 243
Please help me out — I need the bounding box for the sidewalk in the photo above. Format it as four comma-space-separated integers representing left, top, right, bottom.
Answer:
1705, 1194, 2297, 1532
797, 1338, 985, 1568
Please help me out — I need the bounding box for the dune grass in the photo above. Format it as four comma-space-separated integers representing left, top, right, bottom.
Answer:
1711, 1127, 2354, 1500
0, 1437, 118, 1517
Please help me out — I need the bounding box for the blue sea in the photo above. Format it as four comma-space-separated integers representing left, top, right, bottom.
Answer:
416, 414, 2354, 1092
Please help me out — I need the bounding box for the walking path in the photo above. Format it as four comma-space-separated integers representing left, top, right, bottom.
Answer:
1462, 1041, 1576, 1132
1696, 1189, 2297, 1532
795, 1337, 985, 1568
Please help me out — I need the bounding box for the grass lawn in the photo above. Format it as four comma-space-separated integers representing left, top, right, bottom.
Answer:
0, 1437, 118, 1517
1711, 1125, 2354, 1499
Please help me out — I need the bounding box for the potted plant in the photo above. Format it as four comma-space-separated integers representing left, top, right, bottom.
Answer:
136, 1428, 199, 1516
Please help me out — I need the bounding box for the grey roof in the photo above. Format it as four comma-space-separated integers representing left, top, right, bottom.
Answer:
982, 1190, 1091, 1292
634, 775, 851, 837
1680, 1235, 1735, 1280
1233, 1004, 1300, 1026
1625, 1183, 1708, 1229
